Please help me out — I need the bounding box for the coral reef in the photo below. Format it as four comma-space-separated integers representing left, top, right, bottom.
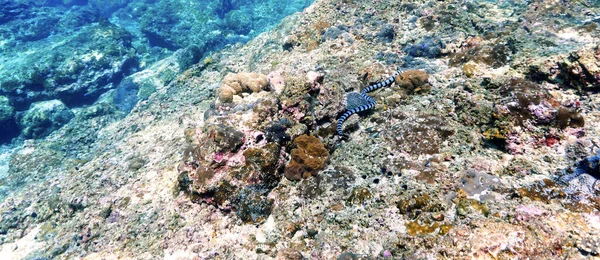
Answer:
0, 0, 312, 144
404, 37, 446, 59
1, 0, 600, 259
217, 72, 269, 103
177, 122, 286, 223
559, 152, 600, 195
0, 96, 17, 142
284, 135, 329, 180
394, 70, 431, 94
16, 100, 74, 139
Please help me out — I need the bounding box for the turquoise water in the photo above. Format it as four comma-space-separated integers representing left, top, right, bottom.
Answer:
0, 0, 312, 145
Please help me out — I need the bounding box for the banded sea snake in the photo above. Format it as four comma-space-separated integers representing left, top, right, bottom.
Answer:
337, 70, 401, 136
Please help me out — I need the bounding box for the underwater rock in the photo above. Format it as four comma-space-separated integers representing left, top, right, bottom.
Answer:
284, 135, 329, 180
0, 96, 18, 143
179, 124, 245, 194
48, 0, 88, 7
336, 252, 359, 260
17, 100, 74, 139
376, 24, 395, 43
264, 118, 292, 144
323, 25, 348, 42
348, 187, 372, 205
557, 107, 585, 129
499, 79, 551, 121
559, 152, 600, 195
58, 5, 99, 29
486, 78, 585, 153
0, 22, 138, 110
375, 51, 401, 65
172, 45, 204, 72
238, 142, 283, 188
131, 0, 312, 51
13, 14, 60, 42
178, 123, 288, 223
577, 235, 600, 256
231, 184, 273, 223
3, 0, 600, 258
0, 96, 14, 123
282, 34, 300, 51
458, 170, 501, 201
560, 46, 600, 91
0, 1, 31, 24
404, 37, 445, 59
527, 45, 600, 91
113, 45, 203, 113
449, 42, 510, 68
386, 114, 453, 155
225, 9, 253, 35
112, 78, 141, 113
267, 71, 286, 94
306, 71, 324, 90
88, 0, 128, 17
280, 74, 314, 110
396, 191, 445, 220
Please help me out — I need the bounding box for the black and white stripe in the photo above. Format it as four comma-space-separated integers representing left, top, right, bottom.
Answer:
337, 101, 376, 136
337, 70, 401, 136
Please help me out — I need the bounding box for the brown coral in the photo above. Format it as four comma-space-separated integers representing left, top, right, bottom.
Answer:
217, 72, 269, 103
284, 135, 329, 181
394, 70, 431, 94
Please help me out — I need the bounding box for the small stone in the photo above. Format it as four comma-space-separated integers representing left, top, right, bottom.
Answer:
431, 213, 445, 221
256, 229, 267, 243
383, 250, 392, 257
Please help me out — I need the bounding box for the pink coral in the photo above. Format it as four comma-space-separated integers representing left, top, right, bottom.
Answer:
527, 103, 556, 124
267, 71, 286, 94
515, 204, 548, 222
306, 71, 324, 90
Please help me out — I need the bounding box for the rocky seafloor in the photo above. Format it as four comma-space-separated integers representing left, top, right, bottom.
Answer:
2, 0, 600, 259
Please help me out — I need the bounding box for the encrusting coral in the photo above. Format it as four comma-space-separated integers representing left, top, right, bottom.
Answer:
284, 134, 329, 180
394, 70, 431, 94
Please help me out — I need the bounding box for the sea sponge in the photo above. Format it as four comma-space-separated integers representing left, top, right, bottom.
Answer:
218, 72, 269, 103
284, 135, 329, 180
218, 85, 236, 103
394, 70, 431, 94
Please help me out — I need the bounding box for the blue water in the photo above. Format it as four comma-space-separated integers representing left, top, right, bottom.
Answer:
0, 0, 312, 145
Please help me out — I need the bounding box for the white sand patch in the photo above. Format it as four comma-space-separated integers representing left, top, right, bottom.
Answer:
0, 226, 44, 259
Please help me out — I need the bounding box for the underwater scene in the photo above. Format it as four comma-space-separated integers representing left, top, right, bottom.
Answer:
1, 0, 600, 259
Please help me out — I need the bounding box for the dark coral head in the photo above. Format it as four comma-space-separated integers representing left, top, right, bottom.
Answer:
264, 118, 292, 144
